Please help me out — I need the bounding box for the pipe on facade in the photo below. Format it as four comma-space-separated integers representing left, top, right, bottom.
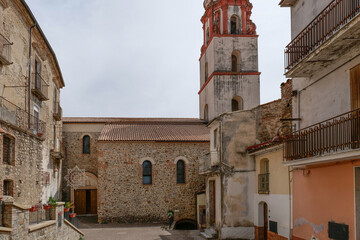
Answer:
220, 119, 224, 239
28, 24, 36, 128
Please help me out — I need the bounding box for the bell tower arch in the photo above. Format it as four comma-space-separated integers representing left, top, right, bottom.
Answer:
199, 0, 260, 121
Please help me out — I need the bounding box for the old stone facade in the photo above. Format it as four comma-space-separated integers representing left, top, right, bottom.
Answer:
62, 118, 210, 225
0, 0, 64, 206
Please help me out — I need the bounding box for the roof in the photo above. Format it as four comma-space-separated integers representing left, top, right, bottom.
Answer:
248, 140, 282, 153
62, 117, 205, 124
98, 120, 210, 142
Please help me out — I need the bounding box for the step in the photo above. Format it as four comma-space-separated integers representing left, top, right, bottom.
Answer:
200, 231, 216, 239
205, 228, 217, 236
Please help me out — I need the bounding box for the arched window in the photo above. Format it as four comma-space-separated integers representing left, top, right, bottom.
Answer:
177, 160, 185, 184
231, 50, 241, 72
204, 104, 209, 121
83, 135, 90, 154
230, 15, 240, 34
205, 62, 209, 81
232, 96, 244, 111
143, 161, 152, 185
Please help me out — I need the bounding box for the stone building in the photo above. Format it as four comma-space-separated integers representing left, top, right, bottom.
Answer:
62, 118, 210, 224
0, 0, 64, 207
280, 0, 360, 239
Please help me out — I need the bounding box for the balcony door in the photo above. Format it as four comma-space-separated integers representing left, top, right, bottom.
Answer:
351, 65, 360, 110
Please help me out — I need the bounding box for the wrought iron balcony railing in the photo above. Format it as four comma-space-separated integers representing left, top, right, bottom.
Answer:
284, 108, 360, 161
0, 33, 12, 65
258, 173, 269, 194
0, 96, 46, 138
53, 102, 62, 121
32, 73, 49, 101
285, 0, 360, 71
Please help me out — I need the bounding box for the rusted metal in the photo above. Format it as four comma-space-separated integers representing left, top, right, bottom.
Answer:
285, 0, 360, 71
284, 108, 360, 161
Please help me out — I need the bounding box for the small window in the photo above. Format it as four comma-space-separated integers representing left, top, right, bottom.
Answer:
213, 128, 218, 149
83, 135, 90, 154
176, 160, 185, 184
259, 159, 270, 194
143, 161, 152, 185
205, 62, 209, 81
3, 180, 13, 196
232, 55, 237, 72
232, 96, 244, 112
206, 27, 210, 44
230, 15, 240, 34
3, 135, 14, 165
34, 59, 42, 89
231, 50, 241, 72
33, 106, 39, 135
204, 104, 209, 121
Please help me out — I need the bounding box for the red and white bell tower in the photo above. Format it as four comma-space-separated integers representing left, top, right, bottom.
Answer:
199, 0, 260, 121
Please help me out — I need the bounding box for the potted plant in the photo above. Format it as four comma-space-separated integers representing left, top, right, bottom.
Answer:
43, 204, 51, 210
64, 202, 74, 212
29, 205, 38, 212
70, 213, 76, 218
47, 197, 58, 209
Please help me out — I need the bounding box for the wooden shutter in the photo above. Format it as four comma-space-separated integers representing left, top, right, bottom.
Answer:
350, 64, 360, 110
3, 136, 11, 165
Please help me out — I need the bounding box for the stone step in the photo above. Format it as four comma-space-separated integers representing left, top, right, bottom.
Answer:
205, 228, 217, 237
200, 231, 216, 239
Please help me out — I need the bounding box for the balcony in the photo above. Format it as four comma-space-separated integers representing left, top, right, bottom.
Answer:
51, 138, 65, 160
285, 0, 360, 77
0, 33, 12, 65
284, 108, 360, 164
53, 103, 62, 121
258, 173, 269, 194
0, 96, 46, 139
32, 73, 49, 101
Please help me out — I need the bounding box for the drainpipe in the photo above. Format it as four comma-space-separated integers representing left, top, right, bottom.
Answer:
220, 119, 224, 238
28, 24, 36, 128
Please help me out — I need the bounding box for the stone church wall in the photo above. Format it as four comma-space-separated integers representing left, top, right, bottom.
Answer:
97, 141, 209, 223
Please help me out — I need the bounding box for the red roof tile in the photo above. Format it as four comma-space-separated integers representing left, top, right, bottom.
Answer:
99, 122, 210, 142
63, 117, 205, 124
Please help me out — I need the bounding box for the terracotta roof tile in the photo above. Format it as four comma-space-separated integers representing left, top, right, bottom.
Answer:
63, 117, 205, 124
99, 122, 210, 142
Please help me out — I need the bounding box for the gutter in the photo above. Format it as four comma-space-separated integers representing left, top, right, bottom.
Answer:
20, 0, 65, 88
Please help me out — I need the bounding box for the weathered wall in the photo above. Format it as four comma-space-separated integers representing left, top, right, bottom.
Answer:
97, 141, 209, 223
0, 0, 64, 204
292, 161, 359, 240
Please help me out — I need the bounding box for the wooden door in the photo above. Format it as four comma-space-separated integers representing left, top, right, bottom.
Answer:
90, 190, 97, 214
74, 190, 86, 215
264, 203, 268, 240
209, 181, 216, 226
351, 65, 360, 110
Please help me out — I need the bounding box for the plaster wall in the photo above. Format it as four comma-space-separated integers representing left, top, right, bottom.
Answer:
292, 55, 360, 129
292, 161, 360, 240
290, 0, 333, 39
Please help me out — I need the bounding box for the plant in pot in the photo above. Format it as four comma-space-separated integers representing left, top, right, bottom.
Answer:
43, 204, 51, 210
64, 202, 74, 212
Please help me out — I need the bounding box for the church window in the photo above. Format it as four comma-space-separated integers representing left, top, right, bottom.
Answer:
143, 161, 152, 185
231, 50, 241, 72
232, 96, 244, 111
176, 160, 185, 184
83, 135, 90, 154
205, 62, 209, 81
230, 15, 240, 34
204, 104, 209, 121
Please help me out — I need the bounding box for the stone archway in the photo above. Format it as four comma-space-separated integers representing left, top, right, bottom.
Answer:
71, 172, 98, 215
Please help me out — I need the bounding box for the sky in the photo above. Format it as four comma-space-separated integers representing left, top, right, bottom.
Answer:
26, 0, 291, 118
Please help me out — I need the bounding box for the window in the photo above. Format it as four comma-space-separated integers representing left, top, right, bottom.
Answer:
206, 27, 210, 44
34, 59, 42, 90
231, 50, 241, 72
259, 159, 269, 194
205, 62, 208, 81
213, 128, 218, 149
232, 96, 244, 111
176, 160, 185, 184
83, 135, 90, 154
33, 106, 39, 135
3, 180, 13, 196
3, 135, 14, 165
230, 15, 240, 34
204, 104, 209, 121
143, 161, 152, 185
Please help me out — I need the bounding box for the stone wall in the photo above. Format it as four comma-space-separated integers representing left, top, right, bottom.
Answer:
0, 197, 84, 240
0, 123, 43, 206
97, 141, 209, 223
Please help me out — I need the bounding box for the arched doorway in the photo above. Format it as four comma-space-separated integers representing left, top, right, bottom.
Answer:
72, 172, 98, 215
258, 202, 268, 240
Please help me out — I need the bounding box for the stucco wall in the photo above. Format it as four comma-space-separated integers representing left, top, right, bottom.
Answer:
97, 141, 209, 223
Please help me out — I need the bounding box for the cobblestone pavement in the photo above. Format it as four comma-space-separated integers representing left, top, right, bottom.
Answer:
78, 217, 204, 240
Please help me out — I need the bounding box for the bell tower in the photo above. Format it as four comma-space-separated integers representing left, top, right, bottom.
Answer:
199, 0, 260, 122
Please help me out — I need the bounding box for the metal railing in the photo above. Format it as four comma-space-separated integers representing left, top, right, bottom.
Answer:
29, 204, 53, 225
0, 33, 12, 65
285, 0, 360, 71
258, 173, 269, 194
284, 108, 360, 161
53, 103, 62, 121
0, 96, 46, 138
32, 73, 49, 101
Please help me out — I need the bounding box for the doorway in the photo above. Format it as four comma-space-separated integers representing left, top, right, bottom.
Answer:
258, 202, 268, 240
209, 180, 216, 226
74, 189, 97, 215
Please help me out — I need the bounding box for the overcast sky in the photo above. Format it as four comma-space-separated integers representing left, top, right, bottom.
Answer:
26, 0, 290, 118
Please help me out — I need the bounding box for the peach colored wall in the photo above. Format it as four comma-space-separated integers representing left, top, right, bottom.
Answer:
293, 161, 360, 240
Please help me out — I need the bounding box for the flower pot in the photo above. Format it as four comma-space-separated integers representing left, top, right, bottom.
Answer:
64, 207, 70, 212
70, 213, 76, 218
37, 133, 43, 137
29, 207, 37, 212
43, 205, 51, 210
